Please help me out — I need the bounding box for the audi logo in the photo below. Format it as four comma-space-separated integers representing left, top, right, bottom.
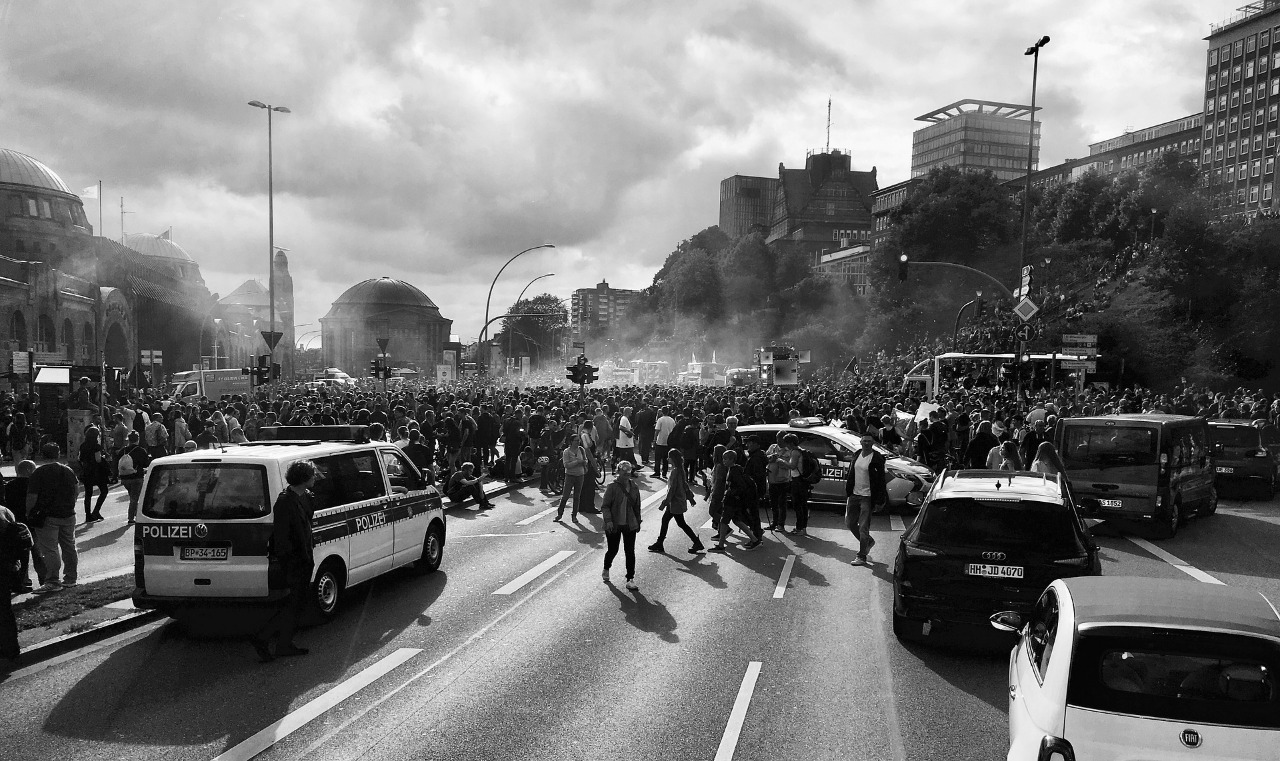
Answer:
982, 551, 1007, 561
1180, 729, 1202, 748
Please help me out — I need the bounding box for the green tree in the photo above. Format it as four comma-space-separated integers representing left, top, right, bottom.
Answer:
496, 293, 567, 368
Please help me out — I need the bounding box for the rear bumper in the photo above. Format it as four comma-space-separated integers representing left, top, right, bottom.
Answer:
132, 588, 290, 609
895, 589, 1035, 628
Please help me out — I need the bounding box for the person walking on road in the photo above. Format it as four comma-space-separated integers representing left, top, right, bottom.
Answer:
601, 461, 642, 591
765, 431, 793, 531
0, 504, 34, 664
118, 431, 152, 524
253, 460, 318, 663
845, 434, 887, 566
78, 425, 110, 523
648, 449, 703, 554
556, 435, 588, 521
28, 443, 79, 594
653, 406, 675, 480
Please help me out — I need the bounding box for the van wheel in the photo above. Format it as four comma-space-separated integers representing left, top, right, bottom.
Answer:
892, 609, 908, 641
1199, 488, 1219, 517
310, 561, 345, 622
1154, 501, 1180, 539
415, 524, 444, 574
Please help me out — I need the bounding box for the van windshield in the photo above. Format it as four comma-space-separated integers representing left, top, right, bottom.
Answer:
1062, 425, 1158, 470
916, 497, 1084, 554
142, 463, 270, 520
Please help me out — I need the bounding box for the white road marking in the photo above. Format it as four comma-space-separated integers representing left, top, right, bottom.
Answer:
773, 555, 797, 599
516, 506, 560, 525
453, 532, 553, 538
714, 661, 763, 761
210, 647, 422, 761
890, 515, 906, 532
701, 518, 714, 530
1127, 536, 1224, 585
492, 550, 577, 595
103, 599, 136, 610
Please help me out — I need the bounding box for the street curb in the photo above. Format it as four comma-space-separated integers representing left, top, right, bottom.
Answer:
11, 608, 165, 671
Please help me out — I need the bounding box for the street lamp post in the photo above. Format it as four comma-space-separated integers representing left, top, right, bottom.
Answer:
506, 272, 554, 374
480, 244, 555, 374
1020, 36, 1050, 289
247, 100, 290, 375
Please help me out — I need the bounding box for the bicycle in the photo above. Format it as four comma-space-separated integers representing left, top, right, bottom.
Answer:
540, 455, 566, 495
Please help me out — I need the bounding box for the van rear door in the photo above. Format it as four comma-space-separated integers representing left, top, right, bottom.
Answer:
1058, 421, 1159, 517
139, 462, 272, 599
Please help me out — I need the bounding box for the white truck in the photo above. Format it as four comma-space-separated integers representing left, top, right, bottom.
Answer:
166, 369, 253, 401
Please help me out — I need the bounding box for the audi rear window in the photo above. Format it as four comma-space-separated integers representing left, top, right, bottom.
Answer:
1070, 628, 1280, 728
142, 463, 270, 520
1211, 426, 1260, 448
916, 497, 1084, 554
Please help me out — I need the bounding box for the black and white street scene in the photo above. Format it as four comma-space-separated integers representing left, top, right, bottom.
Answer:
4, 1, 1280, 759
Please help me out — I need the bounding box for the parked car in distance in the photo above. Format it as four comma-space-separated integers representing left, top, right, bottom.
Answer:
1208, 419, 1280, 499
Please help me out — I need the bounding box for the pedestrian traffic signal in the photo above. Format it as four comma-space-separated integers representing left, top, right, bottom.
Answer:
897, 254, 909, 282
369, 358, 381, 378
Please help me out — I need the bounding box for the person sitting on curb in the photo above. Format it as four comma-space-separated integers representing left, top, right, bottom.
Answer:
445, 462, 493, 509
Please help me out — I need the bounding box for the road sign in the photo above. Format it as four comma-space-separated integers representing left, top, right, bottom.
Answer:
1014, 325, 1033, 342
10, 352, 28, 374
1013, 298, 1039, 322
572, 341, 585, 349
261, 331, 284, 351
1062, 334, 1097, 344
1060, 360, 1097, 371
1060, 346, 1098, 357
376, 338, 390, 354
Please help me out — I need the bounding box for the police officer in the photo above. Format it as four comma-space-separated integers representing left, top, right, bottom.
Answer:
252, 460, 317, 662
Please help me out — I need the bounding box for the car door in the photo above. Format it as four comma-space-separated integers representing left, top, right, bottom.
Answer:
380, 447, 431, 566
318, 450, 392, 583
793, 432, 845, 501
1009, 589, 1065, 755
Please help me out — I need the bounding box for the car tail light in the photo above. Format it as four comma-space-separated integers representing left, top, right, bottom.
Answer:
1255, 449, 1271, 458
1038, 736, 1075, 761
1052, 556, 1090, 568
905, 544, 939, 558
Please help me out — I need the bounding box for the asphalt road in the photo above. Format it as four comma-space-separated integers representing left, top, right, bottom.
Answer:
3, 474, 1279, 761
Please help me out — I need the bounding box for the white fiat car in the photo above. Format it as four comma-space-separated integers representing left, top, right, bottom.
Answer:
991, 576, 1280, 761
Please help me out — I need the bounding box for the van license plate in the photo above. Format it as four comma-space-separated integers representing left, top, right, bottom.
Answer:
966, 564, 1024, 579
1217, 466, 1234, 474
1099, 499, 1123, 508
180, 547, 229, 561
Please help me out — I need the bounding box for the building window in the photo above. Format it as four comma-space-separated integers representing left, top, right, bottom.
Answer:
14, 239, 23, 253
1245, 112, 1253, 129
1233, 90, 1241, 107
1266, 182, 1274, 201
1218, 120, 1226, 136
1248, 60, 1256, 78
1211, 49, 1220, 67
1236, 41, 1245, 58
1269, 157, 1276, 174
1246, 85, 1254, 103
1231, 115, 1240, 132
1241, 162, 1249, 178
1249, 34, 1257, 53
1264, 31, 1271, 47
39, 199, 50, 218
1217, 145, 1225, 161
1239, 188, 1247, 204
1274, 78, 1280, 95
1206, 97, 1216, 113
1205, 148, 1213, 164
1227, 165, 1236, 182
1270, 129, 1277, 147
25, 198, 36, 216
1251, 185, 1260, 203
1234, 65, 1243, 82
1242, 138, 1250, 154
1257, 134, 1265, 151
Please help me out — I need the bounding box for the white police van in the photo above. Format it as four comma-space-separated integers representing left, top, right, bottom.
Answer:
132, 426, 445, 622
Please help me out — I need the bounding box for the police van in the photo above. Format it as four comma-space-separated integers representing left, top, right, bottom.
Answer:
131, 426, 445, 622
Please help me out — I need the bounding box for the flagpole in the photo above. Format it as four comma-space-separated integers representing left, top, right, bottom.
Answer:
97, 180, 102, 241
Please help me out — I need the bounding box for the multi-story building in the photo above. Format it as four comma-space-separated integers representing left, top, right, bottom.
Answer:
812, 244, 872, 295
718, 175, 778, 239
1007, 114, 1204, 192
570, 280, 637, 338
1203, 1, 1280, 216
869, 178, 922, 253
765, 149, 879, 263
912, 99, 1040, 183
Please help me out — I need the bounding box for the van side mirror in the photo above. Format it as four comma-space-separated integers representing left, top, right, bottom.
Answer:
989, 611, 1024, 632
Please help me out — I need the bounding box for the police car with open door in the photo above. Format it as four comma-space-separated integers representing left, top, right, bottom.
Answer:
131, 426, 445, 624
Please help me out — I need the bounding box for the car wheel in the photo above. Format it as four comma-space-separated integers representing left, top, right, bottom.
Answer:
309, 561, 345, 622
1199, 488, 1218, 517
415, 523, 444, 574
1154, 501, 1180, 539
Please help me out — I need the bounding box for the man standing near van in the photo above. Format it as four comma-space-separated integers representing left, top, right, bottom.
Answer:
28, 444, 79, 594
253, 460, 318, 662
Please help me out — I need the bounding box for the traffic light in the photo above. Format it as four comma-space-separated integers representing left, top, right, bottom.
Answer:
272, 363, 281, 380
583, 364, 598, 384
254, 354, 271, 385
974, 296, 985, 317
369, 358, 381, 378
897, 254, 909, 282
566, 364, 583, 384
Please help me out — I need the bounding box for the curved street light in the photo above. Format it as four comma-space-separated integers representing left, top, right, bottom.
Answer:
506, 273, 555, 372
480, 244, 555, 371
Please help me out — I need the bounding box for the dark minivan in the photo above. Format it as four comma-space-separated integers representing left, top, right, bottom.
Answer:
1208, 419, 1280, 499
1055, 414, 1216, 539
892, 470, 1100, 645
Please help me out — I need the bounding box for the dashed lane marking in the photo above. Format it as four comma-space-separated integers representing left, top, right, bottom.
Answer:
210, 647, 422, 761
714, 662, 763, 761
516, 506, 560, 525
890, 515, 906, 532
492, 550, 577, 595
773, 555, 797, 599
1126, 536, 1224, 584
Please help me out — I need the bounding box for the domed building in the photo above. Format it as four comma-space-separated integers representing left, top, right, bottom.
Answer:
320, 277, 452, 375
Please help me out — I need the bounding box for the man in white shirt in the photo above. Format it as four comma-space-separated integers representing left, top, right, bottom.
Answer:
653, 407, 676, 479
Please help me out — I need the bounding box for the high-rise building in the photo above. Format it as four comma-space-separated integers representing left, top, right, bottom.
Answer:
570, 280, 638, 338
719, 175, 778, 239
912, 99, 1040, 183
1203, 1, 1280, 216
869, 178, 922, 253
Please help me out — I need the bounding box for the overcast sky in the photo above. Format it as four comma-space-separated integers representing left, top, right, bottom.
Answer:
0, 0, 1245, 344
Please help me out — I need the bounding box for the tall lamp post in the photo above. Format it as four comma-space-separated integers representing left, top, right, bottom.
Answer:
247, 99, 290, 372
506, 272, 554, 374
1020, 36, 1049, 285
481, 243, 555, 373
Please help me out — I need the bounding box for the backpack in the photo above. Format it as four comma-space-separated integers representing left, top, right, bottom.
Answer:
799, 449, 823, 485
679, 424, 701, 452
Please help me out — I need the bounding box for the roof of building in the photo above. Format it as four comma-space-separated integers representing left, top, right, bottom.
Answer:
219, 279, 270, 308
124, 231, 195, 263
1064, 577, 1280, 641
916, 99, 1039, 123
330, 277, 439, 309
0, 149, 74, 195
777, 166, 878, 219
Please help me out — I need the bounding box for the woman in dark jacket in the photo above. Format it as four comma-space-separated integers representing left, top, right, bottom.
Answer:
647, 449, 703, 554
78, 426, 110, 523
965, 420, 1001, 470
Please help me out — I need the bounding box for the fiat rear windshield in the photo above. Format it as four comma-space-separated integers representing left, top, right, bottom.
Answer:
1069, 627, 1280, 728
142, 463, 271, 520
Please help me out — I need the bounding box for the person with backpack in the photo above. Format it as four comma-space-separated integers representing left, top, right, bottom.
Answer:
708, 450, 764, 552
787, 434, 818, 537
118, 431, 152, 524
1, 503, 34, 663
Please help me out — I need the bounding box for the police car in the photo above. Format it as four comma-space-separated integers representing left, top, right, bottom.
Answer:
131, 426, 445, 623
737, 418, 934, 509
991, 577, 1280, 760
